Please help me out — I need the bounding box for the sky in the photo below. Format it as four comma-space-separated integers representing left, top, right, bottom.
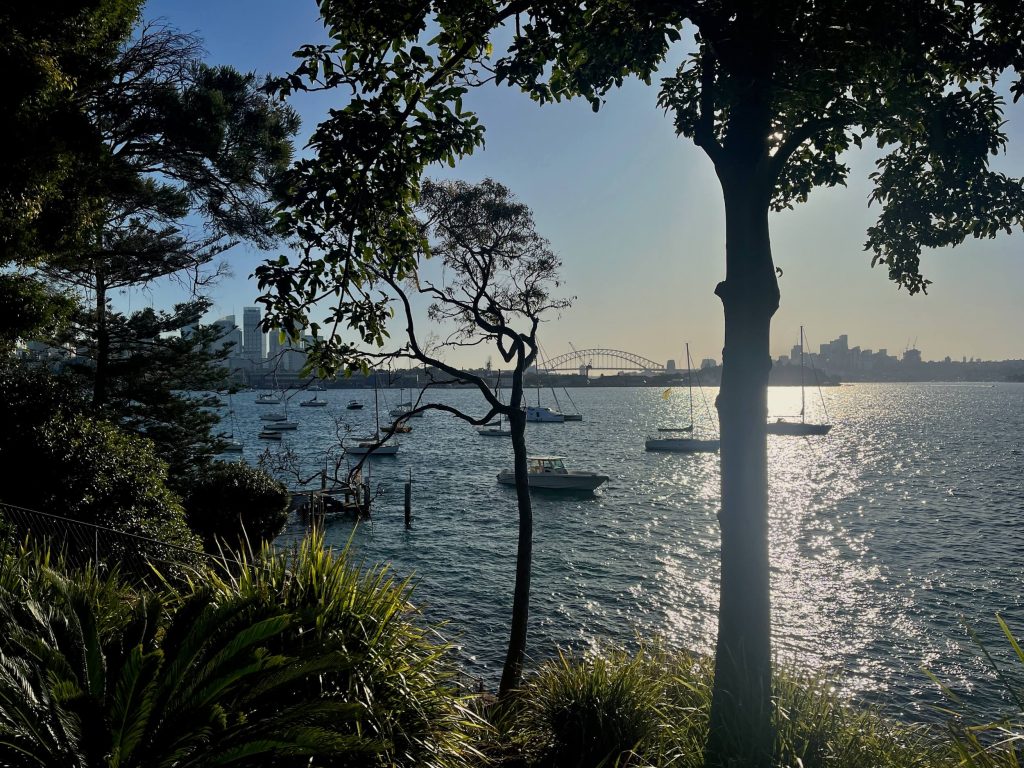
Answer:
142, 0, 1024, 367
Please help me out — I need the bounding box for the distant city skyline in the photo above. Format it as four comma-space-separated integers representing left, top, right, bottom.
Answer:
140, 0, 1024, 368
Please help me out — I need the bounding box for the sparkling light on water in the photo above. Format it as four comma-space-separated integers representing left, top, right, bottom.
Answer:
248, 383, 1024, 719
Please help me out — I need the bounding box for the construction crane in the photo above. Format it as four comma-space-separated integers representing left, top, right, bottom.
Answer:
568, 341, 593, 376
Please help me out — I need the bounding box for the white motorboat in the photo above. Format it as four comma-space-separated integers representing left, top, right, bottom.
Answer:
497, 456, 607, 491
645, 436, 720, 453
255, 392, 281, 405
260, 412, 287, 421
300, 395, 328, 407
767, 325, 832, 436
346, 400, 364, 410
389, 401, 424, 418
263, 420, 298, 431
525, 405, 564, 423
219, 437, 244, 453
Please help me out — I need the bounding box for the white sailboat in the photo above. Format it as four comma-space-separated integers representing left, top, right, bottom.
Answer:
479, 373, 512, 436
346, 372, 400, 456
645, 343, 720, 453
767, 326, 832, 436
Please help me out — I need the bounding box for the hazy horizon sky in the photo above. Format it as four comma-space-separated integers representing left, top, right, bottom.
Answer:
141, 0, 1024, 366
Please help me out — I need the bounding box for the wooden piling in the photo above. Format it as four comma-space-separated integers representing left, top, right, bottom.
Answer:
404, 475, 412, 528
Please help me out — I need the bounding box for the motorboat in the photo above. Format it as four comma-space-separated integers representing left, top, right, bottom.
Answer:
300, 395, 328, 407
346, 400, 364, 410
525, 405, 564, 423
255, 392, 281, 405
497, 456, 607, 490
219, 437, 243, 453
389, 401, 424, 418
258, 430, 283, 441
644, 436, 720, 453
263, 420, 298, 431
260, 412, 287, 421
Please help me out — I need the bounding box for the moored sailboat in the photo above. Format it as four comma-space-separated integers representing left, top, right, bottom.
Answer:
767, 326, 832, 436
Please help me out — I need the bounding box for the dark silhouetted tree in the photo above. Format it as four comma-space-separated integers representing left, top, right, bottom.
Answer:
261, 3, 1024, 763
263, 177, 569, 696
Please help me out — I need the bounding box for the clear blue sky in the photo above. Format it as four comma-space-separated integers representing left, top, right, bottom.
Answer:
143, 0, 1024, 365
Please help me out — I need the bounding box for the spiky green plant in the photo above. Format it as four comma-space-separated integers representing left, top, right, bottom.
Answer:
0, 534, 488, 767
502, 643, 953, 768
929, 615, 1024, 768
202, 532, 487, 768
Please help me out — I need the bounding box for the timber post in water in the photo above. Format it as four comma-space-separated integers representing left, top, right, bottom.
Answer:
404, 472, 412, 528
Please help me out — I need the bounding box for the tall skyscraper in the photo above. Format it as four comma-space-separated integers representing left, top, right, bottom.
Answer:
213, 315, 242, 355
242, 307, 263, 361
267, 323, 282, 364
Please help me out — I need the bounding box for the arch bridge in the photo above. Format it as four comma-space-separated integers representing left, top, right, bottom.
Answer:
541, 348, 667, 373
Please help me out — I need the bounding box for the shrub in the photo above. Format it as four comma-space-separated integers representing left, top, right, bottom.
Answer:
504, 644, 952, 768
210, 533, 485, 768
0, 545, 378, 767
511, 648, 666, 767
1, 412, 200, 556
184, 460, 290, 551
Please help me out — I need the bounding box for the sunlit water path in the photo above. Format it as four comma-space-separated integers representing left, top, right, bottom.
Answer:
229, 383, 1024, 719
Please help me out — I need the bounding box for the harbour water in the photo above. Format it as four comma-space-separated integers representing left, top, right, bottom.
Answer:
227, 383, 1024, 719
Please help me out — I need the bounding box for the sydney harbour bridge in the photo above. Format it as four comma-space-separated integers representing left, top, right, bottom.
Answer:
537, 348, 674, 375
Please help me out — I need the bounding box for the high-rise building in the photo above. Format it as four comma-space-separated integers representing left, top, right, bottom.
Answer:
213, 315, 242, 355
267, 324, 282, 363
242, 307, 263, 361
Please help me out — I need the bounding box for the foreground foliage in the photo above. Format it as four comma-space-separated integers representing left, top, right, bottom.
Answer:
0, 536, 482, 767
499, 645, 950, 768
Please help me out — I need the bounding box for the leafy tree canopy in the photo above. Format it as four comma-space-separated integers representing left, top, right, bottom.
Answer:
260, 0, 1024, 357
0, 0, 141, 260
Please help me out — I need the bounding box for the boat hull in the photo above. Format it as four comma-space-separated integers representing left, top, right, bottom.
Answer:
263, 421, 298, 431
525, 406, 564, 423
300, 401, 328, 407
478, 428, 511, 436
766, 421, 831, 436
345, 443, 399, 456
645, 438, 720, 453
496, 471, 607, 490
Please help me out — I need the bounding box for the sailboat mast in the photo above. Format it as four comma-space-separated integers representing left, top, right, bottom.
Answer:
374, 370, 380, 435
800, 325, 806, 423
686, 342, 694, 427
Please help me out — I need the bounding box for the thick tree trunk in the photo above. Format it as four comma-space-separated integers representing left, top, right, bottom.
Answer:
93, 272, 109, 409
705, 168, 779, 768
499, 367, 533, 699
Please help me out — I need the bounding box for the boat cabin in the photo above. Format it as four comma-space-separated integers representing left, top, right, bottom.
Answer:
528, 456, 568, 474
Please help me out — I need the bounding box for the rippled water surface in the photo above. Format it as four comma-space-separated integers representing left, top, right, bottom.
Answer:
231, 383, 1024, 718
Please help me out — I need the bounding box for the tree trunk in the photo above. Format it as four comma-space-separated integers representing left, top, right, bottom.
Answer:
705, 166, 779, 768
499, 366, 533, 699
93, 270, 109, 409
